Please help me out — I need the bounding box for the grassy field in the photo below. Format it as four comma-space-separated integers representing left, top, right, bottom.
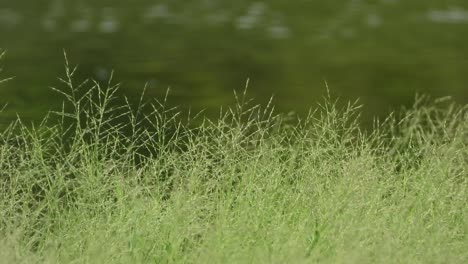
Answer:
0, 61, 467, 263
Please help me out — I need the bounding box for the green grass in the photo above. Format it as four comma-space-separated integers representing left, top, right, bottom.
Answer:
0, 59, 467, 263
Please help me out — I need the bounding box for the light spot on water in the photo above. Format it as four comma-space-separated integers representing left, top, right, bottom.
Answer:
147, 78, 159, 89
95, 67, 110, 81
70, 7, 93, 33
42, 17, 57, 32
98, 8, 119, 33
205, 12, 230, 25
99, 19, 118, 33
42, 0, 66, 32
267, 24, 290, 39
340, 28, 355, 38
248, 2, 267, 17
236, 2, 267, 30
236, 15, 257, 30
201, 0, 215, 9
380, 0, 398, 4
428, 7, 468, 24
267, 16, 290, 39
143, 4, 170, 22
70, 18, 91, 33
0, 9, 22, 28
47, 0, 66, 17
366, 13, 382, 28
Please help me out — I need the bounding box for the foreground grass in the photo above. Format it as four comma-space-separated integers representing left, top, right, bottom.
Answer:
0, 63, 467, 263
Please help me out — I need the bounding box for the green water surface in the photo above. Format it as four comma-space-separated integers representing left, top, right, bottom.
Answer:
1, 0, 467, 126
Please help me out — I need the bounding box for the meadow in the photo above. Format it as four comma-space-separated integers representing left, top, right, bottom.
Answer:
0, 60, 467, 263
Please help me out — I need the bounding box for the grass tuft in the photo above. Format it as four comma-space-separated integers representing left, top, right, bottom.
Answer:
0, 59, 467, 263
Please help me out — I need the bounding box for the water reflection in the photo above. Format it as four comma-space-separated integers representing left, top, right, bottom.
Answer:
380, 0, 398, 4
99, 8, 119, 33
42, 0, 65, 32
236, 2, 267, 30
0, 9, 22, 28
428, 7, 468, 24
366, 13, 382, 28
3, 2, 468, 36
144, 3, 171, 22
267, 22, 289, 39
94, 67, 111, 82
319, 0, 362, 39
0, 0, 467, 128
11, 1, 293, 39
70, 6, 92, 33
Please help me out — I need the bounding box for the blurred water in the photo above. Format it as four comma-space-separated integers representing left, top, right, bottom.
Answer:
427, 7, 468, 23
0, 0, 467, 127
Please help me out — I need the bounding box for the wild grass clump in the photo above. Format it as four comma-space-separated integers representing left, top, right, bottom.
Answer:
0, 58, 467, 263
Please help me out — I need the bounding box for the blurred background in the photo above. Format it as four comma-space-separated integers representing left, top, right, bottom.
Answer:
0, 0, 467, 127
